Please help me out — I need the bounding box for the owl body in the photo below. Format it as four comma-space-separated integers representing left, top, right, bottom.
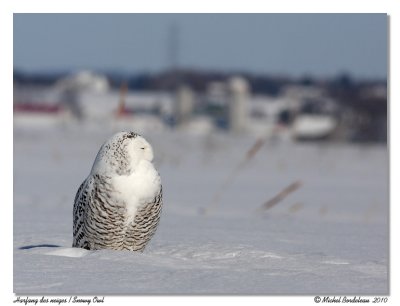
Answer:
73, 132, 163, 252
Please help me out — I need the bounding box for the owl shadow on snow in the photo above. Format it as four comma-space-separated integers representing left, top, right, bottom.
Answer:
18, 244, 61, 250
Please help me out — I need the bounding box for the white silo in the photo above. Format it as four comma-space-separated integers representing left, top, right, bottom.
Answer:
228, 76, 250, 133
175, 85, 194, 127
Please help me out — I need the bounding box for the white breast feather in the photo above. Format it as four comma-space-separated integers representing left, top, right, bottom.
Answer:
111, 159, 161, 223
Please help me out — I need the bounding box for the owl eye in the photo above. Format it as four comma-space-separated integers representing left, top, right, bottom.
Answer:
140, 147, 145, 150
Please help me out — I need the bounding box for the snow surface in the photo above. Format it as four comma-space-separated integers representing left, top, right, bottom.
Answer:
13, 122, 388, 294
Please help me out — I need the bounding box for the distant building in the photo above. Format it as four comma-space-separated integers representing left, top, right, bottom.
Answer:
56, 70, 111, 120
13, 84, 67, 128
56, 70, 110, 93
175, 85, 194, 127
227, 76, 250, 134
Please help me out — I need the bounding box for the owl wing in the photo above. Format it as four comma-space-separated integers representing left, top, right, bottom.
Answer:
73, 174, 127, 250
72, 177, 91, 248
124, 185, 163, 251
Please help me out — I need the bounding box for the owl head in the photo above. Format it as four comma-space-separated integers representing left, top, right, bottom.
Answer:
90, 131, 154, 175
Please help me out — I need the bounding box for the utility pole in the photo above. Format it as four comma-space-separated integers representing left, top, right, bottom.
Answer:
168, 21, 180, 71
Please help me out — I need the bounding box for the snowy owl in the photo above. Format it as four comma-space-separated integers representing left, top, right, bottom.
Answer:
73, 131, 163, 252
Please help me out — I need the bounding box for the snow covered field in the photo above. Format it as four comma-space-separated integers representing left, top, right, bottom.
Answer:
13, 121, 389, 294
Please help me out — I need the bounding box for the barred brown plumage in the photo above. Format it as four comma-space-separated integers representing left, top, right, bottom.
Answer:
72, 132, 163, 252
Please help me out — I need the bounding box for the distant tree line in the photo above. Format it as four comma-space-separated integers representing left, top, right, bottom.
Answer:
13, 69, 385, 95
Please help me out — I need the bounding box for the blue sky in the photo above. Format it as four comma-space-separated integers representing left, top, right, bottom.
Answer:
13, 13, 387, 79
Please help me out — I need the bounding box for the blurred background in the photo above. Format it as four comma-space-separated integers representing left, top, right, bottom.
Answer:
13, 14, 389, 294
13, 13, 387, 142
